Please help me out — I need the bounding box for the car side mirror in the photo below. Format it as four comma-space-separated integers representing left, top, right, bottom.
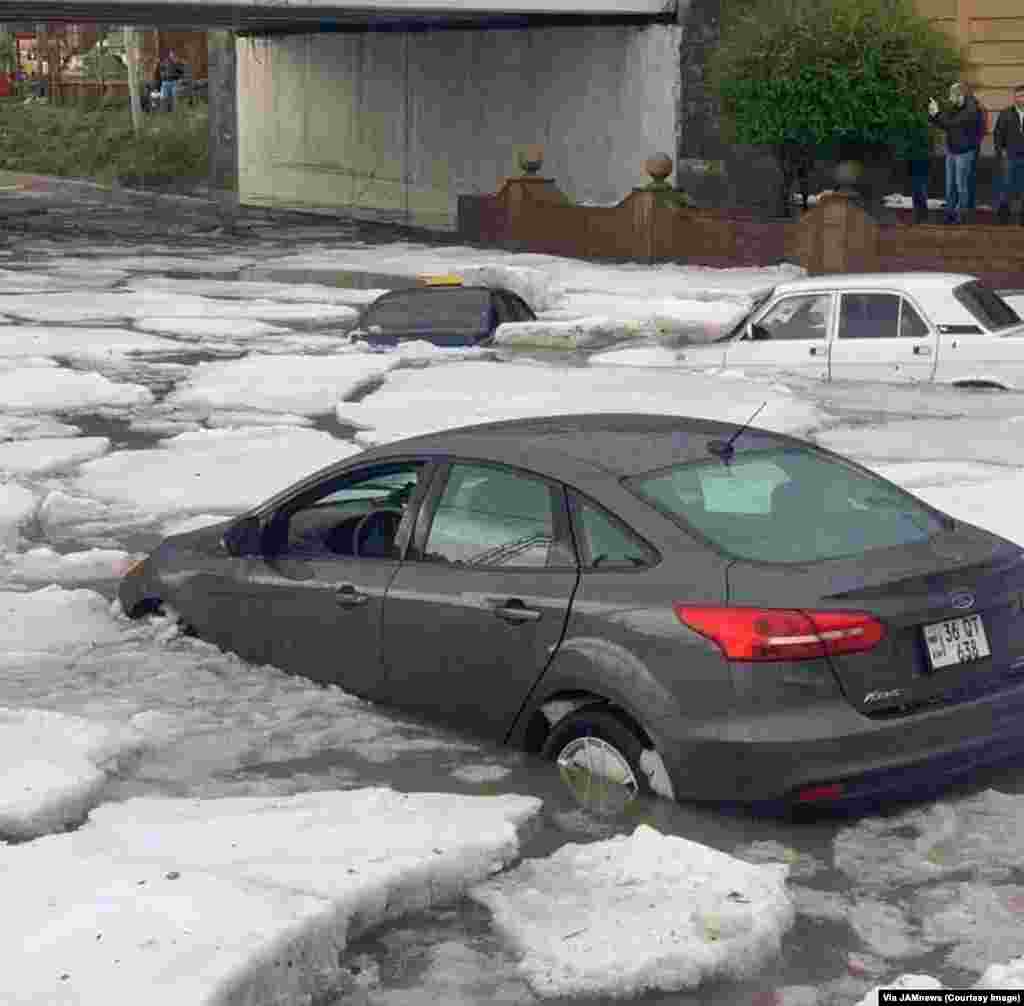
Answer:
222, 516, 262, 557
750, 323, 771, 341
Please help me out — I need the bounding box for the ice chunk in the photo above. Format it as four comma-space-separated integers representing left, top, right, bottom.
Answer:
166, 353, 396, 415
471, 824, 793, 998
0, 546, 140, 585
0, 482, 36, 550
977, 955, 1024, 988
0, 586, 125, 653
0, 436, 110, 476
0, 325, 186, 361
848, 899, 925, 959
4, 789, 540, 1006
0, 706, 147, 839
74, 426, 359, 517
0, 367, 152, 411
336, 360, 822, 447
916, 881, 1024, 972
0, 415, 80, 439
135, 316, 290, 341
835, 790, 1024, 890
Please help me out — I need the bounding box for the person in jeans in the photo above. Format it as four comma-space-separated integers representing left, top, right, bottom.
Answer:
929, 82, 982, 223
157, 49, 184, 112
994, 84, 1024, 224
965, 87, 987, 213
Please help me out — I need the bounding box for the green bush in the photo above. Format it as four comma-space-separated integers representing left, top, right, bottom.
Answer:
0, 98, 208, 188
711, 0, 964, 214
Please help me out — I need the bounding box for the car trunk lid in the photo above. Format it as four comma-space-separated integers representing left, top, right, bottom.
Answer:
726, 523, 1024, 715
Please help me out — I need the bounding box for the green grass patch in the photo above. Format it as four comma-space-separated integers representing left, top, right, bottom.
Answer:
0, 97, 208, 189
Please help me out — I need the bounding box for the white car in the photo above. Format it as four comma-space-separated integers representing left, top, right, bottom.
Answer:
680, 273, 1024, 389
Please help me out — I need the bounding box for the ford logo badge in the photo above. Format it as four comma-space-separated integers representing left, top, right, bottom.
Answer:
950, 591, 975, 611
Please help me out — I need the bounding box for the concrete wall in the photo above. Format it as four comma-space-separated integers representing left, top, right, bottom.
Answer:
237, 24, 681, 230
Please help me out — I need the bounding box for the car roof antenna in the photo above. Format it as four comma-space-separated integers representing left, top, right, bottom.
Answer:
707, 401, 768, 461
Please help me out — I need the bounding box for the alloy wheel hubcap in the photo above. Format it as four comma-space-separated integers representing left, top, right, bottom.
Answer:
556, 736, 639, 813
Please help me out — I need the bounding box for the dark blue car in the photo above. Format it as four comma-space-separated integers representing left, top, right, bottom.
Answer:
348, 284, 536, 348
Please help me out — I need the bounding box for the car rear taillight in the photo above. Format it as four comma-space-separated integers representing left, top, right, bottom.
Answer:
672, 606, 886, 662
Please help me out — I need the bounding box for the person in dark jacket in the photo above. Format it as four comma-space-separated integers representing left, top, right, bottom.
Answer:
929, 82, 982, 224
156, 49, 185, 112
965, 86, 987, 213
993, 84, 1024, 224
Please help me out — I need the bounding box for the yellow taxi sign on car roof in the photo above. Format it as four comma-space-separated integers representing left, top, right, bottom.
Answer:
419, 273, 464, 286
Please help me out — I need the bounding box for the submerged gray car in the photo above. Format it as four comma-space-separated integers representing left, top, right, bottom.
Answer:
120, 414, 1024, 809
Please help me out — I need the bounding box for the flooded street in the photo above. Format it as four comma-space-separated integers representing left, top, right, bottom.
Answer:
5, 184, 1024, 1004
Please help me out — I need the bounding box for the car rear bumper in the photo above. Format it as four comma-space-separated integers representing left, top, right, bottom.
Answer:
656, 676, 1024, 808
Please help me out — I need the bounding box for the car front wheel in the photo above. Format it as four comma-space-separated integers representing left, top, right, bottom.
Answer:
541, 707, 653, 814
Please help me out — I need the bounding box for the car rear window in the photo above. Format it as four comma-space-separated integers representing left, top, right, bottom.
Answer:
362, 288, 492, 334
626, 446, 947, 564
953, 281, 1021, 332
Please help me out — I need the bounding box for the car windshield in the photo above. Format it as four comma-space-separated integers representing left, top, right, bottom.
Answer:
361, 288, 492, 334
953, 281, 1021, 332
626, 446, 947, 564
714, 290, 774, 343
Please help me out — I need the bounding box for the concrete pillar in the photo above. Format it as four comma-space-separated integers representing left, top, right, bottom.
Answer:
207, 29, 238, 223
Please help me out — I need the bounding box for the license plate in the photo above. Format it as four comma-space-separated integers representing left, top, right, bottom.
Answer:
923, 614, 990, 670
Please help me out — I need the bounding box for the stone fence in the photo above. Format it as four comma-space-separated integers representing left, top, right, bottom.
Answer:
457, 151, 1024, 290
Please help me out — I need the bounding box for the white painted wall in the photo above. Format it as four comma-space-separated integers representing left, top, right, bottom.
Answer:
237, 24, 682, 230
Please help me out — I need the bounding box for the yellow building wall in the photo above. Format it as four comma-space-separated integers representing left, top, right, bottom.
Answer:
917, 0, 1024, 140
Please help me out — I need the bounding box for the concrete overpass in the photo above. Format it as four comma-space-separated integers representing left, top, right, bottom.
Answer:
0, 0, 730, 232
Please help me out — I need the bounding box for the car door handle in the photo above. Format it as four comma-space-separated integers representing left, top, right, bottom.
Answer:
335, 585, 369, 608
492, 600, 542, 624
809, 346, 820, 356
913, 345, 933, 356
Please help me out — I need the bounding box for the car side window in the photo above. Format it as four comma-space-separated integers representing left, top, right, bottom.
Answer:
424, 463, 557, 568
275, 463, 426, 559
839, 293, 900, 339
899, 299, 930, 338
751, 294, 831, 341
571, 495, 656, 569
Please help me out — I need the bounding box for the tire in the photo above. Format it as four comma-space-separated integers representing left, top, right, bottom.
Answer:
541, 707, 652, 813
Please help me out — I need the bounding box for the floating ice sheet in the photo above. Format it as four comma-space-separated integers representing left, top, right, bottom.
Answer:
0, 325, 188, 362
0, 436, 110, 476
336, 360, 822, 446
167, 353, 396, 416
0, 705, 147, 840
471, 824, 793, 998
4, 788, 540, 1006
0, 367, 152, 412
0, 482, 37, 550
73, 427, 359, 516
0, 546, 139, 585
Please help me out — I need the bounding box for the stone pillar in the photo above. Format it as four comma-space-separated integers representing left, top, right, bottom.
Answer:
675, 0, 728, 205
797, 192, 880, 275
207, 30, 238, 224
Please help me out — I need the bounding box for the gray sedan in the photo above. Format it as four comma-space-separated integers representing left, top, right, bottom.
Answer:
119, 414, 1024, 810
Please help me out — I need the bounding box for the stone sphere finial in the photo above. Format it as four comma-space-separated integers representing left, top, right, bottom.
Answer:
518, 145, 544, 176
644, 153, 673, 184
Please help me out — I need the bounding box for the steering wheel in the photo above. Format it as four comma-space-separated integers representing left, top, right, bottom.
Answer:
352, 508, 405, 558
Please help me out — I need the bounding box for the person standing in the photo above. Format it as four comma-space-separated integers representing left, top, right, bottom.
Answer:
993, 84, 1024, 225
965, 86, 987, 213
929, 82, 982, 224
157, 49, 184, 112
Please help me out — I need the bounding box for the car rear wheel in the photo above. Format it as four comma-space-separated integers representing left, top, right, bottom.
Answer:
541, 708, 652, 814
